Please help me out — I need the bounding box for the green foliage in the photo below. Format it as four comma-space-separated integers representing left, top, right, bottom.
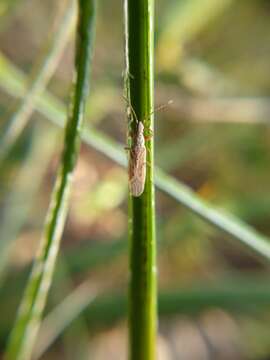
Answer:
1, 0, 270, 359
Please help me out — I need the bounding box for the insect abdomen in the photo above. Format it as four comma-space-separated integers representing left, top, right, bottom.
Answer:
129, 146, 146, 197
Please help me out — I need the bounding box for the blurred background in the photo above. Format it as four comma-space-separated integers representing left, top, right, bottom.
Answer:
1, 0, 270, 359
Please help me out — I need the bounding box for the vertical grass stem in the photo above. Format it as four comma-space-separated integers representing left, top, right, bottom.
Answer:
125, 0, 157, 359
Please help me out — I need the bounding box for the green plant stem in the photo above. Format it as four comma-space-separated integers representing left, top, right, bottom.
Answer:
1, 55, 270, 262
5, 1, 96, 359
0, 0, 75, 163
125, 1, 157, 359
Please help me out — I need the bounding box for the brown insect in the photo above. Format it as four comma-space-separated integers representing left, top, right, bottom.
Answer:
128, 120, 147, 197
125, 97, 171, 197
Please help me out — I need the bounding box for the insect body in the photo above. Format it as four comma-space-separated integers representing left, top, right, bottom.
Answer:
125, 96, 170, 197
128, 121, 146, 197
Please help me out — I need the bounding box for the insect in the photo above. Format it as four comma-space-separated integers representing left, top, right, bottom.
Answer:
125, 97, 172, 197
123, 95, 149, 197
128, 120, 147, 197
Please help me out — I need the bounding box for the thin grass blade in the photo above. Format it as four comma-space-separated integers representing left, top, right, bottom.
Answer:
5, 1, 96, 359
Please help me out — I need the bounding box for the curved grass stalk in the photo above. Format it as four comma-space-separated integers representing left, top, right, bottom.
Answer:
1, 56, 270, 262
5, 1, 96, 359
125, 0, 157, 358
0, 0, 76, 163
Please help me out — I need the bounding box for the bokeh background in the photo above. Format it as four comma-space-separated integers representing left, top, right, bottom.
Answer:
1, 0, 270, 359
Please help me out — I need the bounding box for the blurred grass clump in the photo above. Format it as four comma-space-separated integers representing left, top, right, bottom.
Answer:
1, 0, 270, 359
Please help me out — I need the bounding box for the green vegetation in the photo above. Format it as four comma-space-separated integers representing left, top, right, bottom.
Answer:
1, 0, 270, 359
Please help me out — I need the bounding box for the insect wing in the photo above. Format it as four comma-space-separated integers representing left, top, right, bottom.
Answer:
129, 146, 146, 197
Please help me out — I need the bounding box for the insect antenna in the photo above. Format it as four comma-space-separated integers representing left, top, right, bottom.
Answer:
149, 100, 173, 117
